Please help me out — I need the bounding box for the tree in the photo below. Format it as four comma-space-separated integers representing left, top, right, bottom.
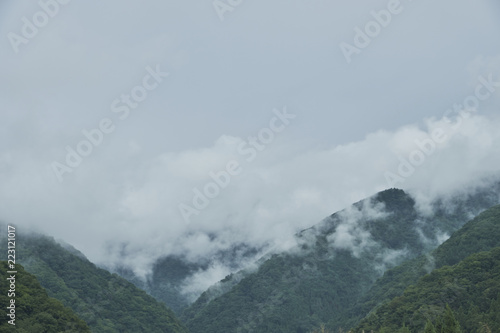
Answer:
309, 324, 330, 333
436, 305, 462, 333
479, 322, 492, 333
398, 324, 411, 333
424, 319, 436, 333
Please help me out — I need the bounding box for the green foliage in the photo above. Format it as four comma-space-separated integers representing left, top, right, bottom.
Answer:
355, 247, 500, 332
377, 306, 467, 333
182, 234, 380, 332
424, 319, 436, 333
398, 324, 411, 333
435, 305, 462, 333
1, 235, 187, 333
0, 261, 90, 332
308, 323, 330, 333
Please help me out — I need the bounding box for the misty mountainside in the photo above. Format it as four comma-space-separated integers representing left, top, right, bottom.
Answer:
0, 233, 188, 333
345, 202, 500, 330
114, 242, 261, 314
352, 203, 500, 332
180, 184, 500, 333
0, 261, 90, 332
348, 202, 500, 331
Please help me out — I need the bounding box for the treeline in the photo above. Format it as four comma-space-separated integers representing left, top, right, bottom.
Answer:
312, 305, 490, 332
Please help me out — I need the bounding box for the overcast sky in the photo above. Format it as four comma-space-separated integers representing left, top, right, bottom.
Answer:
1, 0, 500, 281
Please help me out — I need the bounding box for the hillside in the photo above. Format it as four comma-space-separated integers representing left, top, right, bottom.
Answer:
114, 242, 262, 315
355, 247, 500, 332
181, 187, 500, 332
343, 203, 500, 330
1, 186, 497, 332
0, 233, 188, 333
0, 261, 90, 332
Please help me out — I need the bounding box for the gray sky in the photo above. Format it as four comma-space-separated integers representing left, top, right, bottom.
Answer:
1, 0, 500, 285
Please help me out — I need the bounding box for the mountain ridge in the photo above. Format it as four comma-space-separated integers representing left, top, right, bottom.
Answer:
180, 185, 500, 332
0, 231, 188, 333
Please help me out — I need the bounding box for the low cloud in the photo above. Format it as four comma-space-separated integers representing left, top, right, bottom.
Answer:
373, 248, 410, 274
1, 113, 500, 294
179, 262, 233, 303
327, 200, 389, 258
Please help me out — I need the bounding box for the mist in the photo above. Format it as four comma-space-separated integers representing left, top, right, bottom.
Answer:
1, 113, 500, 281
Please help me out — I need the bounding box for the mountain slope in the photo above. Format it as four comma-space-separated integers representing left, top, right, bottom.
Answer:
355, 246, 500, 332
182, 187, 500, 332
115, 242, 262, 315
0, 261, 90, 332
1, 233, 188, 333
344, 203, 500, 329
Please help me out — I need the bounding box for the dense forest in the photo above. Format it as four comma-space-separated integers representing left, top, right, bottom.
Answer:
0, 233, 187, 333
356, 247, 500, 332
340, 203, 500, 330
0, 261, 90, 332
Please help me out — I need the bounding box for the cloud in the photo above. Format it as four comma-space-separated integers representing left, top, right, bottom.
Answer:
373, 248, 411, 274
2, 111, 500, 286
327, 200, 389, 258
179, 262, 233, 303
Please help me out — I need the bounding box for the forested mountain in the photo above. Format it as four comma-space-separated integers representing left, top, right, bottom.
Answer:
180, 186, 500, 332
355, 246, 500, 332
0, 233, 187, 333
350, 201, 500, 328
344, 203, 500, 330
112, 241, 262, 315
0, 261, 90, 332
1, 185, 498, 332
115, 243, 261, 315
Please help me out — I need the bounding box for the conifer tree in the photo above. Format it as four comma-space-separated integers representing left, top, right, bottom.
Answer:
424, 319, 437, 333
398, 324, 411, 333
438, 304, 462, 333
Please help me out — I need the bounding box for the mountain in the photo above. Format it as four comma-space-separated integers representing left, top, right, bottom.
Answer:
0, 261, 90, 332
355, 246, 500, 332
0, 232, 188, 333
115, 255, 206, 315
180, 185, 500, 332
346, 203, 500, 330
114, 242, 262, 315
2, 183, 497, 332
